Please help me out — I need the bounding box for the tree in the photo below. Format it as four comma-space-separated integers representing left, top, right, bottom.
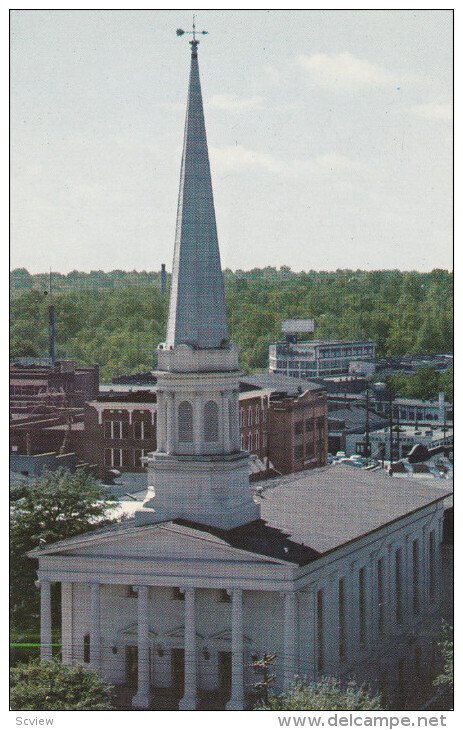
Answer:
10, 469, 116, 630
10, 659, 114, 710
255, 678, 383, 711
434, 624, 453, 691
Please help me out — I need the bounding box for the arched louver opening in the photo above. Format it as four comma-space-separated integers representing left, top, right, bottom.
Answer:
178, 401, 193, 443
204, 400, 219, 442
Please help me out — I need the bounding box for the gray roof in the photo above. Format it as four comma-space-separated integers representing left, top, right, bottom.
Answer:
256, 465, 451, 555
240, 373, 323, 396
31, 465, 451, 567
328, 407, 387, 433
166, 43, 229, 350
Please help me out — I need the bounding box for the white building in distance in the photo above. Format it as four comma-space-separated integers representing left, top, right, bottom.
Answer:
30, 33, 451, 712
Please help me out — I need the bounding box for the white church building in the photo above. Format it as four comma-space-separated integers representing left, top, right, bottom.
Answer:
30, 32, 451, 711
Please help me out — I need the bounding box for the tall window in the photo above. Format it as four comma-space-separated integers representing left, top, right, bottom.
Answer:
317, 589, 324, 673
412, 539, 420, 614
377, 558, 385, 636
83, 634, 90, 663
255, 405, 260, 424
247, 408, 253, 427
359, 567, 367, 648
395, 548, 403, 624
240, 408, 244, 427
178, 401, 193, 443
429, 530, 436, 602
204, 401, 219, 442
133, 420, 145, 440
255, 431, 260, 451
240, 434, 244, 450
338, 578, 347, 660
104, 420, 123, 439
247, 434, 252, 451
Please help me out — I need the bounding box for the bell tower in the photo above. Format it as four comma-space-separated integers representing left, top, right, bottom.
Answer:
136, 29, 260, 529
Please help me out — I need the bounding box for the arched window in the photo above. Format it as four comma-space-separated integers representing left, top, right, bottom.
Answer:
204, 400, 219, 442
178, 401, 193, 443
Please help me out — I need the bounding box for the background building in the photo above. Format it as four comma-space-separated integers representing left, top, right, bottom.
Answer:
269, 337, 376, 379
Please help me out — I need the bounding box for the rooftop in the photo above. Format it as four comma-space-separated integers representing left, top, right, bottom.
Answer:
240, 373, 323, 396
32, 465, 451, 567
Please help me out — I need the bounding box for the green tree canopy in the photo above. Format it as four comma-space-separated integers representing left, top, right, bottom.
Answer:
10, 268, 453, 379
10, 659, 114, 710
10, 469, 116, 630
255, 678, 383, 711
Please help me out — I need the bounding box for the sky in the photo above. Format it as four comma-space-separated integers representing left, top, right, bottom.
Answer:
10, 9, 453, 274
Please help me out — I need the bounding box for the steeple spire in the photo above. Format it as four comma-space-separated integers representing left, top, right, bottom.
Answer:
166, 30, 229, 350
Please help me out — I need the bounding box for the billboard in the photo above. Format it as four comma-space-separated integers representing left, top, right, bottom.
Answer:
281, 319, 315, 334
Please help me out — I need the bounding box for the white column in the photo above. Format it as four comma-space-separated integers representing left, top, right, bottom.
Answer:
61, 582, 73, 664
404, 536, 414, 623
226, 589, 244, 710
325, 576, 339, 673
231, 393, 241, 451
133, 586, 150, 709
282, 591, 298, 690
179, 588, 197, 710
90, 582, 101, 668
157, 392, 166, 452
40, 579, 53, 660
166, 392, 175, 454
193, 393, 202, 455
223, 392, 231, 453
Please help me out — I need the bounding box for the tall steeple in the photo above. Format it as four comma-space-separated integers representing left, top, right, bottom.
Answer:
166, 37, 229, 350
136, 29, 259, 530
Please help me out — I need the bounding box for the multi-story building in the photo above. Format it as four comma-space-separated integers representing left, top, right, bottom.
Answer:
82, 390, 158, 477
369, 424, 453, 461
82, 373, 328, 479
10, 359, 99, 411
239, 374, 328, 475
269, 339, 376, 379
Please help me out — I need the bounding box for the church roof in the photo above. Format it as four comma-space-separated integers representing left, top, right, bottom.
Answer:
254, 466, 451, 556
30, 465, 451, 568
166, 41, 229, 350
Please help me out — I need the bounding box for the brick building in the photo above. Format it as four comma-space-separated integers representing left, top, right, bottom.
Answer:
239, 374, 328, 475
10, 359, 99, 411
80, 373, 328, 480
82, 390, 157, 477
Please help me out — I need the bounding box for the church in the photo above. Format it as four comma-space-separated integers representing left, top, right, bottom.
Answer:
30, 31, 451, 711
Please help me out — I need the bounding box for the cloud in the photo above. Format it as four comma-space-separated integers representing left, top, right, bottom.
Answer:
410, 102, 452, 121
297, 52, 396, 91
210, 144, 281, 173
210, 145, 370, 180
208, 94, 264, 113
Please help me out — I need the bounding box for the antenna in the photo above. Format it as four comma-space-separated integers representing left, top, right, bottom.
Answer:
176, 14, 208, 45
48, 269, 56, 365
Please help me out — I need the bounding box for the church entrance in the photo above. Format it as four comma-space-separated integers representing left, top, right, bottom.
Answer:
125, 645, 138, 693
218, 651, 232, 697
171, 648, 185, 696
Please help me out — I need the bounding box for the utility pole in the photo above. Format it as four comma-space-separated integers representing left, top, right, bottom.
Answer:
48, 270, 56, 365
389, 390, 394, 475
364, 384, 370, 464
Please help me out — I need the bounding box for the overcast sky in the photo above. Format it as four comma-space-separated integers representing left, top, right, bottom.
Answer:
10, 9, 453, 274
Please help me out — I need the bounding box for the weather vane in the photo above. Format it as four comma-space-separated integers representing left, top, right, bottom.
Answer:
176, 14, 208, 44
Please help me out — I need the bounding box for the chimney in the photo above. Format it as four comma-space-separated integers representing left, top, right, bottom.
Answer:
160, 264, 167, 298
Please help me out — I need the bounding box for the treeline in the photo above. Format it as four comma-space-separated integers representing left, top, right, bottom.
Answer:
10, 268, 453, 382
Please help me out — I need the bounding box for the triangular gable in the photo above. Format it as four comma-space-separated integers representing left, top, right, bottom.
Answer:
32, 521, 288, 567
165, 625, 204, 641
120, 622, 158, 639
208, 628, 252, 644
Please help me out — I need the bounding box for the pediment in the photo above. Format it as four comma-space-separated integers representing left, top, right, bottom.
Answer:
120, 622, 158, 639
208, 628, 252, 644
165, 624, 204, 640
39, 520, 287, 567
